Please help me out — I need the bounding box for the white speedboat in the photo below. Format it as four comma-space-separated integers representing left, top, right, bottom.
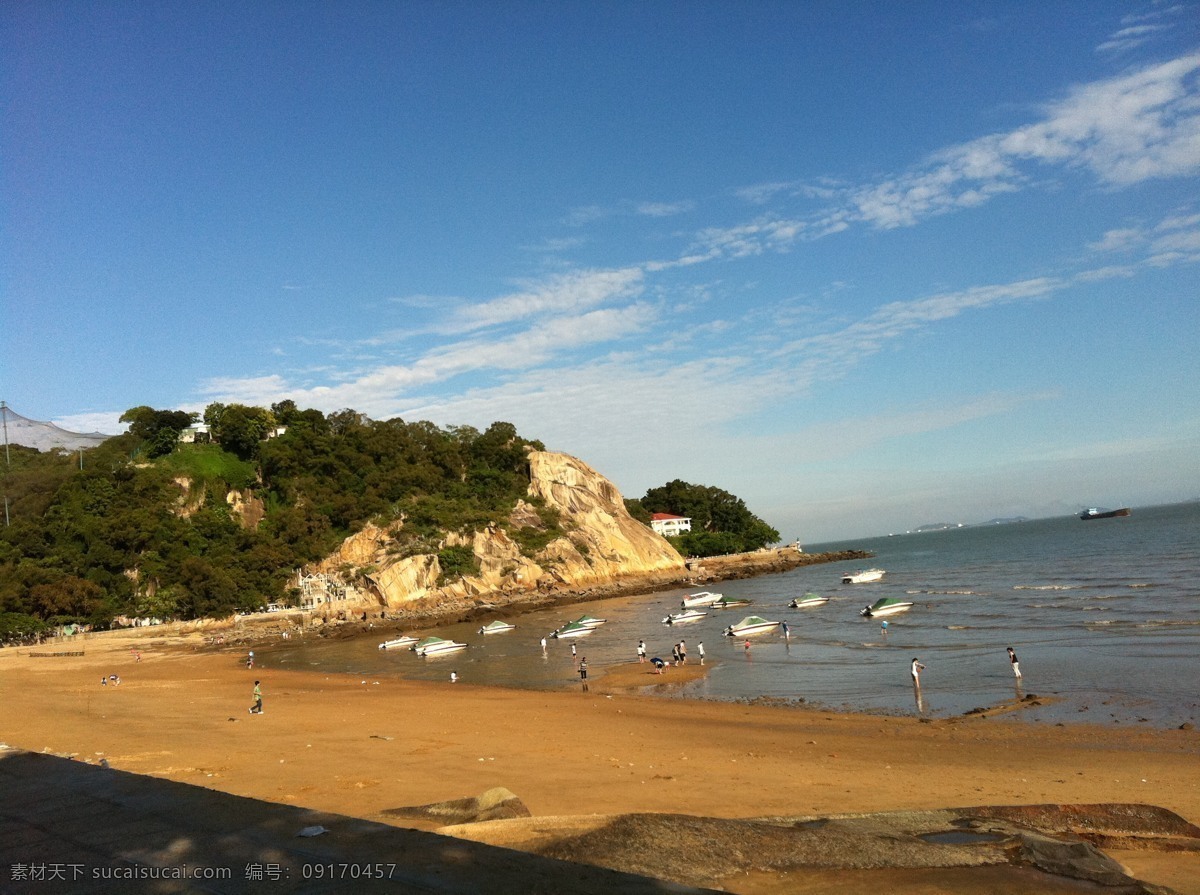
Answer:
711, 595, 753, 609
478, 620, 516, 635
842, 568, 886, 584
788, 594, 829, 609
680, 591, 723, 608
662, 609, 706, 625
412, 636, 467, 656
571, 615, 607, 628
551, 621, 594, 639
379, 635, 417, 650
859, 597, 914, 618
724, 616, 780, 637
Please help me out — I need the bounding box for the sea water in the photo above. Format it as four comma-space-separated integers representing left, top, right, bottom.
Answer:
265, 502, 1199, 727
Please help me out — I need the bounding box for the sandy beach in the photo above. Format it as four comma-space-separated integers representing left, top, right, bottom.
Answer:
3, 626, 1198, 893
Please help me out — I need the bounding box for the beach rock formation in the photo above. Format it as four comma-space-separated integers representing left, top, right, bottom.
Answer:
382, 787, 532, 825
315, 451, 686, 610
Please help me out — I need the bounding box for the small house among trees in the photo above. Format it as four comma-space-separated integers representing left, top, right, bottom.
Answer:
650, 513, 692, 537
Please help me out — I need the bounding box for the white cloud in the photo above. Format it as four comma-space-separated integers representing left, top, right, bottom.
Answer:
711, 52, 1200, 248
1089, 227, 1145, 253
636, 200, 695, 217
1096, 23, 1169, 53
448, 266, 645, 333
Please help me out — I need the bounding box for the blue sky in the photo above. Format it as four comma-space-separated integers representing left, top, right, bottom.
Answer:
4, 2, 1198, 542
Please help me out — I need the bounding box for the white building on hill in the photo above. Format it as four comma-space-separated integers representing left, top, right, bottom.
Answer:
649, 513, 692, 537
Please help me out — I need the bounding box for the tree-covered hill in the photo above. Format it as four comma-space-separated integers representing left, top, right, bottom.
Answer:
626, 479, 780, 557
0, 404, 545, 640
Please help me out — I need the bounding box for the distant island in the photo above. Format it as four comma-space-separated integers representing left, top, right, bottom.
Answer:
907, 516, 1029, 533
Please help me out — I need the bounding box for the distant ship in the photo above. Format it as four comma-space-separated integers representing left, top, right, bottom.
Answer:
1079, 507, 1131, 520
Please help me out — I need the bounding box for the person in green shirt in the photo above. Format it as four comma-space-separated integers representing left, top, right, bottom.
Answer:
249, 680, 263, 714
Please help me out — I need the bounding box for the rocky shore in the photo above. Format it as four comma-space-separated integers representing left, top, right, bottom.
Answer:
211, 546, 871, 648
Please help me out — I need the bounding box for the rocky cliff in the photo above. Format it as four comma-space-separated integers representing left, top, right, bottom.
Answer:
314, 451, 686, 610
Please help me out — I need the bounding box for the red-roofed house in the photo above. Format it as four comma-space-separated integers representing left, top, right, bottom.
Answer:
649, 512, 692, 537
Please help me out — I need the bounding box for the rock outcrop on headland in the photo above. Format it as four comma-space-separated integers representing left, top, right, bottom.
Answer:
315, 451, 687, 611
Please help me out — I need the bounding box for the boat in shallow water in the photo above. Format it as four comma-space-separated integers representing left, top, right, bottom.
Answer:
724, 616, 780, 637
378, 635, 417, 650
412, 636, 467, 656
788, 594, 829, 609
571, 615, 607, 628
662, 609, 706, 625
478, 620, 516, 635
680, 591, 723, 608
859, 597, 914, 618
551, 621, 594, 639
711, 595, 753, 609
842, 568, 886, 584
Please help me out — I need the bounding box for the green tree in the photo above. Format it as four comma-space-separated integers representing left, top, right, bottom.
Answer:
635, 479, 779, 557
211, 404, 275, 460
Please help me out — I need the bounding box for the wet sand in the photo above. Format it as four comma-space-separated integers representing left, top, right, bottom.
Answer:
2, 628, 1198, 892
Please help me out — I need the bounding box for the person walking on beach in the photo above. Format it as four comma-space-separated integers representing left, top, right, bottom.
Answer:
671, 643, 680, 665
910, 658, 926, 687
697, 641, 705, 664
1007, 647, 1022, 679
579, 657, 589, 691
678, 640, 687, 664
637, 640, 646, 663
249, 680, 263, 714
571, 642, 577, 661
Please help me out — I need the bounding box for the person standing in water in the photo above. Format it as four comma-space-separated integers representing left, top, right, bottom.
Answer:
910, 658, 926, 686
578, 657, 589, 691
637, 640, 646, 663
697, 641, 705, 664
1007, 646, 1022, 679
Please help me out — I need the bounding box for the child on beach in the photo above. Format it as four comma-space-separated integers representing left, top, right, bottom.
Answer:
249, 680, 263, 714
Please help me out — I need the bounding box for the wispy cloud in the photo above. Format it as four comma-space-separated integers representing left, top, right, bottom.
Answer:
770, 392, 1059, 463
774, 278, 1064, 393
1084, 208, 1200, 266
636, 200, 695, 217
1097, 24, 1170, 54
702, 52, 1200, 252
1097, 3, 1185, 53
447, 266, 645, 333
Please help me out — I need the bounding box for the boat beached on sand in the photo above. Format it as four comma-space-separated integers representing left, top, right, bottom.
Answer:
724, 616, 780, 637
478, 620, 516, 634
788, 594, 829, 609
842, 568, 886, 584
859, 597, 914, 618
412, 636, 467, 656
378, 635, 418, 650
680, 591, 723, 608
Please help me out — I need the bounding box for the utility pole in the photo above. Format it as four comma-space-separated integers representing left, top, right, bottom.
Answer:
1, 401, 8, 526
